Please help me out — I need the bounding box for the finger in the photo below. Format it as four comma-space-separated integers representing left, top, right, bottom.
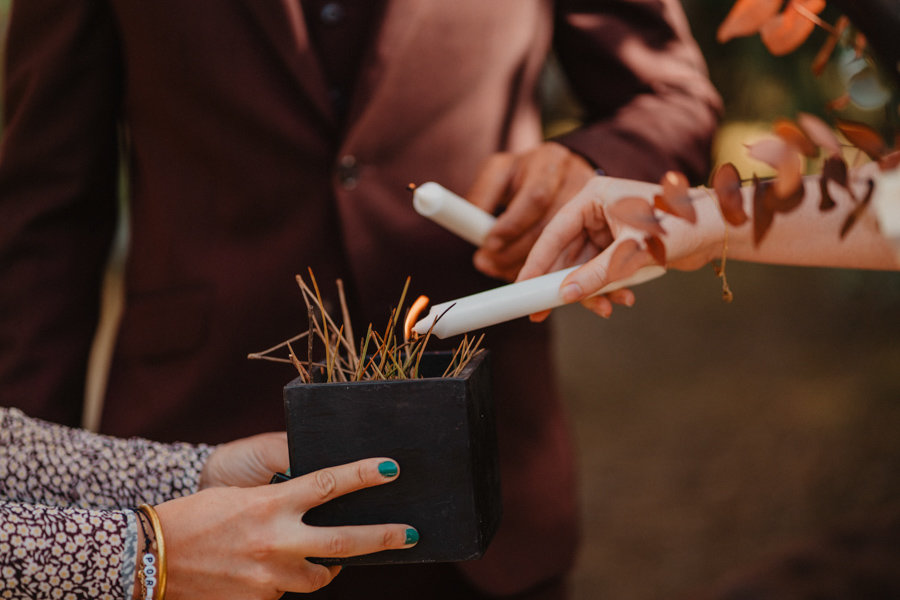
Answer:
486, 173, 558, 247
288, 458, 400, 510
606, 288, 636, 307
489, 154, 590, 245
528, 309, 553, 323
301, 523, 419, 558
472, 251, 504, 281
254, 431, 289, 475
579, 295, 614, 319
560, 238, 651, 302
549, 234, 595, 274
287, 563, 341, 594
200, 431, 290, 489
466, 153, 515, 214
475, 222, 544, 282
517, 176, 616, 282
516, 200, 589, 282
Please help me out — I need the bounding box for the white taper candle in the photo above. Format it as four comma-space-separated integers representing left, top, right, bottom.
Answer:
410, 179, 667, 338
413, 264, 666, 339
412, 182, 496, 246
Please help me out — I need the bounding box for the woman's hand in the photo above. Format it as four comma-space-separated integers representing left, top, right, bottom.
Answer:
155, 458, 417, 599
517, 176, 725, 320
200, 432, 289, 489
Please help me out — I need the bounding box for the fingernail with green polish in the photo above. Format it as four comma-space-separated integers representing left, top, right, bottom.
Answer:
378, 461, 398, 478
405, 528, 419, 545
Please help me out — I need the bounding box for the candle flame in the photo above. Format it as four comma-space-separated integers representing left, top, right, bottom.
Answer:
404, 295, 430, 343
406, 183, 417, 192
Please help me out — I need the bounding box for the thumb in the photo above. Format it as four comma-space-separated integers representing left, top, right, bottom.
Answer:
561, 238, 652, 303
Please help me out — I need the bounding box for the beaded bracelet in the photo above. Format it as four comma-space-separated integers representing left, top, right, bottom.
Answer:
134, 510, 157, 600
137, 504, 168, 600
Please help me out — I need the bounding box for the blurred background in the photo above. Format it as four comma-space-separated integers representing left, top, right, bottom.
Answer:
1, 1, 898, 598
543, 1, 900, 598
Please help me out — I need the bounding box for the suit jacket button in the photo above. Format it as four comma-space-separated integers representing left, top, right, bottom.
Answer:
337, 155, 359, 190
320, 2, 346, 25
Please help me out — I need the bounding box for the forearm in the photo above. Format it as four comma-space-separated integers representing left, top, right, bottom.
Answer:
696, 171, 900, 271
553, 0, 722, 183
0, 408, 214, 509
557, 92, 720, 184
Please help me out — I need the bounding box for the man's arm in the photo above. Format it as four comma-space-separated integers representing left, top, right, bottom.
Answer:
470, 0, 721, 281
552, 0, 723, 183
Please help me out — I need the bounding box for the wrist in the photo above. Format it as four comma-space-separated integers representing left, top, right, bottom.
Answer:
134, 505, 168, 600
658, 187, 727, 270
197, 444, 222, 490
694, 187, 730, 265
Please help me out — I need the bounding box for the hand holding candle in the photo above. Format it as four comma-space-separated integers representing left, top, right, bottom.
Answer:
411, 182, 666, 338
412, 263, 665, 338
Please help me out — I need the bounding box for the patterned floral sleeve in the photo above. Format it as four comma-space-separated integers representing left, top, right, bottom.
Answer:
0, 407, 217, 599
0, 501, 137, 600
0, 407, 214, 508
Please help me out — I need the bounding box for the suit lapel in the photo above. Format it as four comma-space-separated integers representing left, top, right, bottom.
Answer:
342, 0, 427, 145
240, 1, 335, 123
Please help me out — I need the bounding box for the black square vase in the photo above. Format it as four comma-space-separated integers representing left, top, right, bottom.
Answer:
283, 350, 500, 566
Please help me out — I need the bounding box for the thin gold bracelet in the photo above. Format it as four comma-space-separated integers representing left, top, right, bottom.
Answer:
138, 504, 167, 600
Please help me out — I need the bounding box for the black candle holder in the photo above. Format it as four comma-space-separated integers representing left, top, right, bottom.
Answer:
283, 350, 500, 565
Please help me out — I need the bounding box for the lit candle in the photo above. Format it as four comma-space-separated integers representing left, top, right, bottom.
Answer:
410, 180, 667, 338
412, 182, 496, 246
413, 263, 666, 339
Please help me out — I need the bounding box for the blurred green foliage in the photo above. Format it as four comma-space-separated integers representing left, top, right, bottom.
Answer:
683, 0, 897, 136
682, 0, 837, 121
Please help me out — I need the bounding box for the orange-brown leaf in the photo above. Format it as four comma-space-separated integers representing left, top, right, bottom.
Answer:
879, 151, 900, 172
752, 176, 776, 245
840, 179, 874, 238
607, 238, 650, 283
645, 235, 667, 266
811, 16, 848, 76
797, 112, 842, 156
855, 32, 867, 58
825, 94, 851, 112
818, 155, 847, 213
822, 155, 848, 188
608, 196, 666, 236
835, 119, 888, 160
746, 137, 791, 167
760, 0, 825, 56
745, 137, 804, 201
773, 150, 804, 203
717, 0, 782, 43
770, 175, 805, 213
818, 177, 836, 211
774, 118, 818, 157
655, 171, 697, 223
712, 163, 748, 226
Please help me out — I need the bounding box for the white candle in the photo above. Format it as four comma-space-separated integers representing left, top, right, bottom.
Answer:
413, 263, 666, 338
412, 182, 496, 246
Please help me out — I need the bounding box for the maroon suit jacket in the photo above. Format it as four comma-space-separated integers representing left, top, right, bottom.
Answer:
0, 0, 719, 595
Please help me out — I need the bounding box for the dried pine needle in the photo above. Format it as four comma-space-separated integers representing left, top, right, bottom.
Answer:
250, 272, 485, 383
